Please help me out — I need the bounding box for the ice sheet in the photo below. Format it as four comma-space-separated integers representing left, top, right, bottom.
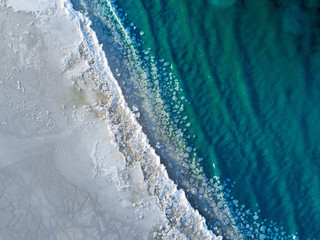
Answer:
0, 5, 171, 240
0, 0, 221, 239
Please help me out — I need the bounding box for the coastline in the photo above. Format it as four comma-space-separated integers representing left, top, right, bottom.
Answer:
0, 0, 220, 239
69, 1, 244, 239
64, 0, 221, 238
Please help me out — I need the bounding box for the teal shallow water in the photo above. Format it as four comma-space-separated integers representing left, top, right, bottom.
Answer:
112, 0, 320, 238
72, 0, 320, 239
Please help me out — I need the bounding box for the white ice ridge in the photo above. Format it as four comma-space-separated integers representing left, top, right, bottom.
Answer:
0, 0, 221, 239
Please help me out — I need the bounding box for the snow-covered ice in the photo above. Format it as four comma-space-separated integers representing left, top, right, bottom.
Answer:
0, 0, 221, 239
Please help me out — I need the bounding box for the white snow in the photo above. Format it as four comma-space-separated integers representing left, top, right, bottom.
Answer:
0, 4, 169, 239
0, 0, 221, 239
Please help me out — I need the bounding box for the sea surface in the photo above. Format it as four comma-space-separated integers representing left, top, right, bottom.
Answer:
71, 0, 320, 239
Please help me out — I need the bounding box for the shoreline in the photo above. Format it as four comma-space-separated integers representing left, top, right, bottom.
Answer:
70, 1, 244, 239
0, 0, 220, 239
70, 1, 221, 238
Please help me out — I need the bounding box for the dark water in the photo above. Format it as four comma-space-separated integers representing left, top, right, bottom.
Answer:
72, 0, 320, 239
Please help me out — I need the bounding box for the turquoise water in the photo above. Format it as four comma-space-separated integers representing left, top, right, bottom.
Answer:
72, 0, 320, 239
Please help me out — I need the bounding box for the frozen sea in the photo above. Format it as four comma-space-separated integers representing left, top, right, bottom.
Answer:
0, 0, 219, 239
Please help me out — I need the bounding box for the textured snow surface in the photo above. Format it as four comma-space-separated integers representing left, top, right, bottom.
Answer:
0, 1, 221, 239
0, 6, 167, 240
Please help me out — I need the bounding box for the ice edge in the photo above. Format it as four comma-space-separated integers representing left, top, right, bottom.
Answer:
3, 0, 222, 238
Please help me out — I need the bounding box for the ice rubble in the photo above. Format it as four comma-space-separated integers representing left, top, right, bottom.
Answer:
0, 0, 221, 239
